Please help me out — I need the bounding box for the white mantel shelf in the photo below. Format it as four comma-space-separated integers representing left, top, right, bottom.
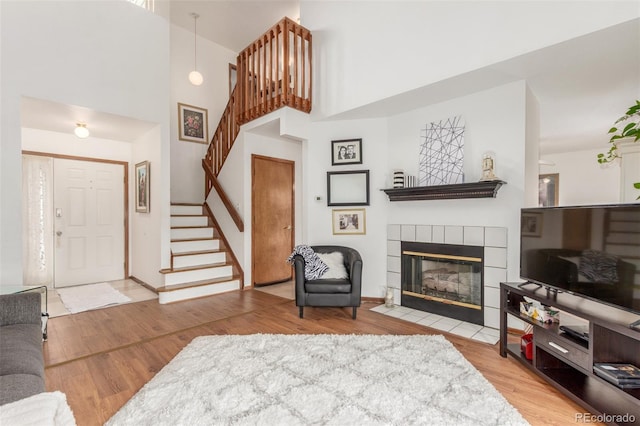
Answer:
382, 180, 506, 201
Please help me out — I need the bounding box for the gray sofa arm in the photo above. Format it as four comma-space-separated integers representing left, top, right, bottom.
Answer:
0, 293, 42, 327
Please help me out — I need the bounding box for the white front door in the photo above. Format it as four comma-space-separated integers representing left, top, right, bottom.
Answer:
53, 158, 125, 287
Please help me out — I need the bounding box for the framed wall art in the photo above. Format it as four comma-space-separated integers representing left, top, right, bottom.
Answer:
521, 212, 542, 237
538, 173, 559, 207
135, 161, 150, 213
332, 208, 366, 235
327, 170, 370, 206
178, 102, 209, 144
331, 138, 362, 165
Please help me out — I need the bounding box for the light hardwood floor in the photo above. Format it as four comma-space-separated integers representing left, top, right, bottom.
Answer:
44, 289, 597, 426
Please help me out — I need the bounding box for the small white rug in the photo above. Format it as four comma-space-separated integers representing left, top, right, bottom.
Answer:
107, 334, 528, 426
56, 282, 131, 314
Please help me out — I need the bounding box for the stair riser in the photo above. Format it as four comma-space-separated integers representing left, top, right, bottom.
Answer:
605, 244, 640, 258
158, 280, 240, 304
171, 216, 208, 227
173, 252, 226, 269
606, 233, 640, 244
171, 228, 213, 240
171, 239, 220, 253
170, 205, 203, 216
609, 222, 640, 233
164, 266, 233, 286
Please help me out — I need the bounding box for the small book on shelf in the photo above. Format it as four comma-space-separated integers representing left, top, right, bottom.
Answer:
594, 363, 640, 387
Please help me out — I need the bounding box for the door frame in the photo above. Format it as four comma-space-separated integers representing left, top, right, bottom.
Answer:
22, 150, 129, 279
251, 154, 295, 286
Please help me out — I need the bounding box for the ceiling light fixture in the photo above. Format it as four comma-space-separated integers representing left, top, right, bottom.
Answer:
74, 123, 89, 139
188, 13, 203, 86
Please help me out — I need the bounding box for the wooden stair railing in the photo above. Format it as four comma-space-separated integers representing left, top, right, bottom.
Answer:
237, 17, 312, 124
203, 17, 312, 232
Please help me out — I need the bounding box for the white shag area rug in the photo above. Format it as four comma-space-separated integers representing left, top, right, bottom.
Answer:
56, 282, 131, 314
107, 334, 528, 426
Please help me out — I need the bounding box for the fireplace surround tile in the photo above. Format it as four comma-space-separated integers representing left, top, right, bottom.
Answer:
484, 266, 507, 288
432, 225, 445, 242
387, 239, 401, 256
416, 225, 431, 242
484, 247, 507, 268
387, 256, 401, 273
444, 226, 463, 244
387, 272, 400, 287
463, 226, 484, 246
387, 223, 508, 331
387, 224, 401, 240
485, 227, 507, 247
401, 225, 416, 241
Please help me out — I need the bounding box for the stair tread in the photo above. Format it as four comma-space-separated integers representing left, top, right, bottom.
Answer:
157, 275, 240, 292
172, 248, 225, 257
171, 237, 219, 243
160, 261, 232, 274
171, 226, 213, 229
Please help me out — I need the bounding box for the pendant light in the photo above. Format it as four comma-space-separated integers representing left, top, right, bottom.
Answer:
188, 13, 203, 86
74, 123, 89, 139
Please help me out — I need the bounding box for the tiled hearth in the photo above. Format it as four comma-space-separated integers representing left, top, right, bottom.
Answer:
371, 303, 500, 344
387, 223, 508, 331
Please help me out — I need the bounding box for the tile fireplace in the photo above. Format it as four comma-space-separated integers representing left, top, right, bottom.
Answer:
401, 241, 484, 325
387, 224, 507, 329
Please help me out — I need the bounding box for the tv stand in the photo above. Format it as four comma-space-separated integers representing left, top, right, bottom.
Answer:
500, 282, 640, 424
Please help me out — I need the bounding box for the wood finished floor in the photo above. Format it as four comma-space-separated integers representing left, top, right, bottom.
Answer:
44, 289, 596, 426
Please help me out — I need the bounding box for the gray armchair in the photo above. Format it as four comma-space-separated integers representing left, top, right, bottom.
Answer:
293, 245, 362, 319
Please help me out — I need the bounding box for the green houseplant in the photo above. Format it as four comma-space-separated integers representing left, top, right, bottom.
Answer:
597, 100, 640, 198
597, 100, 640, 164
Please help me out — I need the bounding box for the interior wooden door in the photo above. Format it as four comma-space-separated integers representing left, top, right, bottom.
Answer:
252, 155, 294, 286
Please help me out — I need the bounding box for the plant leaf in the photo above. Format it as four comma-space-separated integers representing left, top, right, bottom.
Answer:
608, 127, 618, 134
622, 122, 637, 134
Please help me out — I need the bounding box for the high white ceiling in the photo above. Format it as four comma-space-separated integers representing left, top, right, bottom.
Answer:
169, 0, 300, 53
19, 2, 639, 157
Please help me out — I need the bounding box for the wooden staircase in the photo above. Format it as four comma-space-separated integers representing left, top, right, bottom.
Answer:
155, 18, 312, 303
157, 203, 241, 303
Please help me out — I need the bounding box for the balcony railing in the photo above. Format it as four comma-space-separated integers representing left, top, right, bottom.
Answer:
203, 17, 312, 232
236, 17, 312, 124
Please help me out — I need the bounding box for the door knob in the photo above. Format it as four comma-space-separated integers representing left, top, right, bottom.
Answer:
283, 225, 292, 230
56, 231, 62, 236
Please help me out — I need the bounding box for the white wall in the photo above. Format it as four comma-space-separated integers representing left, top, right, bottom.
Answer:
385, 82, 529, 285
212, 111, 306, 288
170, 24, 237, 203
304, 118, 389, 297
22, 128, 133, 162
540, 148, 620, 206
0, 1, 170, 285
301, 1, 639, 118
131, 126, 166, 288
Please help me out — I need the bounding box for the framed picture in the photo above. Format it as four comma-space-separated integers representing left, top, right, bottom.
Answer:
331, 138, 362, 165
539, 173, 559, 207
327, 170, 370, 206
135, 161, 150, 213
521, 212, 542, 237
332, 208, 366, 235
178, 102, 209, 144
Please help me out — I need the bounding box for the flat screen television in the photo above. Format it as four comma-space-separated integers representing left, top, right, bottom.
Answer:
520, 203, 640, 315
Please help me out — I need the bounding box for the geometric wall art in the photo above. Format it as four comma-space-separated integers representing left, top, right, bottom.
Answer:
418, 115, 465, 186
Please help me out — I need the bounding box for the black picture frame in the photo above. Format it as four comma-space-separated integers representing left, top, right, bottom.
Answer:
331, 138, 362, 165
327, 170, 370, 206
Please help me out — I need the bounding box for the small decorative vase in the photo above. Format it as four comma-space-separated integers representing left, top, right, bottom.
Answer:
393, 170, 405, 188
385, 287, 394, 308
